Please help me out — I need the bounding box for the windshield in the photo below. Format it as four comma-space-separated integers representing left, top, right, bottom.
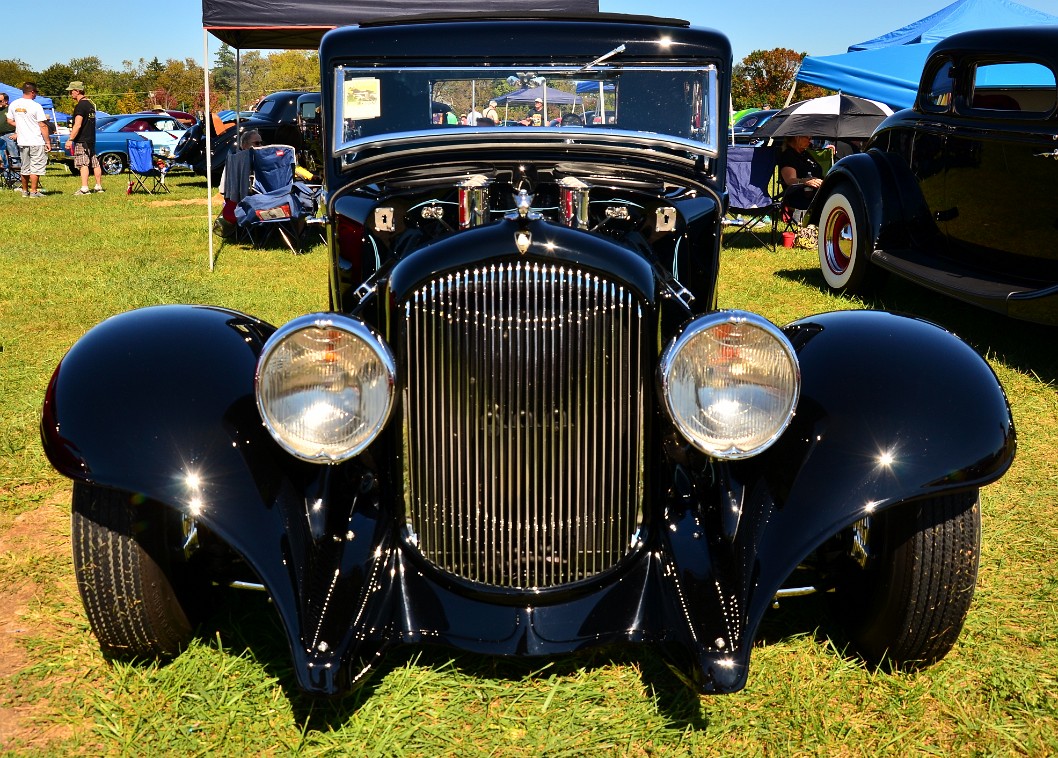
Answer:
332, 65, 719, 155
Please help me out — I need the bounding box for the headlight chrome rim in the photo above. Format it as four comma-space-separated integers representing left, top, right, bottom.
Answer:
256, 313, 396, 463
659, 310, 800, 459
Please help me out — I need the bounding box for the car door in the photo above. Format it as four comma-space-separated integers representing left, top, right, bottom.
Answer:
943, 60, 1058, 269
905, 59, 955, 253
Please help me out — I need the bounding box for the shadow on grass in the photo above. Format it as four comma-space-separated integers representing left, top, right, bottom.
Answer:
190, 582, 852, 735
777, 265, 1058, 384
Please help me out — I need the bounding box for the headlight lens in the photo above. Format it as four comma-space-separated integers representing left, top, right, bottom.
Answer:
256, 314, 395, 462
659, 311, 799, 459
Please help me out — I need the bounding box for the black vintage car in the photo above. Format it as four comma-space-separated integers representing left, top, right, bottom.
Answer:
42, 16, 1016, 697
812, 27, 1058, 325
172, 90, 321, 179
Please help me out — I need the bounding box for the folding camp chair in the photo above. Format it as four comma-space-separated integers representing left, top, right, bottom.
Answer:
724, 144, 782, 250
235, 144, 320, 253
0, 135, 20, 190
126, 138, 170, 194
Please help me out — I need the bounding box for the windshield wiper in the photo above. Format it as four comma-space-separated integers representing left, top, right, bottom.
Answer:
577, 44, 626, 73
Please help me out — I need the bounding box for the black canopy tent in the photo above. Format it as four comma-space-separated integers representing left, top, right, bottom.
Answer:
199, 0, 600, 268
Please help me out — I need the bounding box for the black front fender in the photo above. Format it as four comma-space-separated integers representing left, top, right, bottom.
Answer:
42, 305, 280, 499
740, 309, 1015, 630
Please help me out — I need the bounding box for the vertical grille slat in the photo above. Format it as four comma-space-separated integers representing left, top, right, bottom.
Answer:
403, 261, 645, 590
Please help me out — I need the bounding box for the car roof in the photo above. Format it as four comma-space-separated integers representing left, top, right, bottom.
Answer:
321, 16, 729, 67
930, 25, 1058, 65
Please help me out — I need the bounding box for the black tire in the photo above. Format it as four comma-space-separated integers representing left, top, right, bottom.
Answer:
835, 490, 981, 669
71, 482, 200, 658
818, 185, 872, 295
99, 153, 125, 175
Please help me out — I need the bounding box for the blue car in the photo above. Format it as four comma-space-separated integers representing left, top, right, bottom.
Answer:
52, 112, 188, 175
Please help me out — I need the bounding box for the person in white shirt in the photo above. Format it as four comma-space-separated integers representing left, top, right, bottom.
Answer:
6, 82, 50, 197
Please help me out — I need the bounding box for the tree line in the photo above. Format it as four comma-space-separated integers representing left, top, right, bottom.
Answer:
1, 45, 821, 118
0, 44, 320, 117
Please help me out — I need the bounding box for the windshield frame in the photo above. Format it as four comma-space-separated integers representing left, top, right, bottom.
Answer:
330, 63, 720, 165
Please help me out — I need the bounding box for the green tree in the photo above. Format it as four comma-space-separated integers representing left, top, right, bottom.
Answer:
731, 48, 827, 110
37, 64, 74, 103
156, 58, 206, 112
230, 51, 268, 108
213, 44, 237, 95
0, 59, 35, 88
261, 50, 320, 94
117, 90, 144, 113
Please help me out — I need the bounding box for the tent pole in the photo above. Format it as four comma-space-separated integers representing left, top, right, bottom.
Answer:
783, 70, 799, 107
236, 47, 242, 133
204, 29, 215, 271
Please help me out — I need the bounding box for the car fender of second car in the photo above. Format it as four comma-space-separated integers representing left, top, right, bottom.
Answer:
40, 297, 1015, 693
810, 148, 924, 251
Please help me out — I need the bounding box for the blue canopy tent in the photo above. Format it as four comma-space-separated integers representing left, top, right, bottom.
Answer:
795, 0, 1058, 109
1, 81, 54, 109
495, 86, 581, 105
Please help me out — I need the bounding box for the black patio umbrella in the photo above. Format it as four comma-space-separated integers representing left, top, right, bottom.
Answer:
754, 93, 894, 141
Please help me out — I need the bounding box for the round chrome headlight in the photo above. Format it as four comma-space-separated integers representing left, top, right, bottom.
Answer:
659, 311, 799, 459
256, 314, 396, 463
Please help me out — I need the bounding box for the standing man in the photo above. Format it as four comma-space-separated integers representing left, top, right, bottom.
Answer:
0, 92, 14, 138
5, 82, 49, 198
520, 97, 545, 126
67, 81, 103, 194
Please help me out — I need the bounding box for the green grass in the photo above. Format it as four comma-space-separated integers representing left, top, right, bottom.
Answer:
1, 168, 1056, 755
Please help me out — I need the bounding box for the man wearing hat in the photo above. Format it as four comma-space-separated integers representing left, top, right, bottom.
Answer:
67, 80, 103, 195
527, 97, 545, 127
483, 99, 499, 124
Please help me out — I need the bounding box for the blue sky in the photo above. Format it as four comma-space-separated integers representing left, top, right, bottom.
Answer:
10, 0, 1058, 75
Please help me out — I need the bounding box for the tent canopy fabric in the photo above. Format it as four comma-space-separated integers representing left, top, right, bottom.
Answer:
795, 0, 1058, 110
203, 1, 601, 49
495, 86, 581, 105
1, 82, 54, 109
798, 45, 934, 110
848, 0, 1058, 51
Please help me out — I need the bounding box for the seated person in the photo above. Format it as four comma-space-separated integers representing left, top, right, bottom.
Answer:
560, 111, 583, 126
778, 135, 823, 210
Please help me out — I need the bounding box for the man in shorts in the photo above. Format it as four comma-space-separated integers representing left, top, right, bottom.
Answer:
67, 81, 103, 194
5, 82, 49, 197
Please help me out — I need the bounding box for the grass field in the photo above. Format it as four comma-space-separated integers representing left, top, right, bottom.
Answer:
1, 167, 1056, 756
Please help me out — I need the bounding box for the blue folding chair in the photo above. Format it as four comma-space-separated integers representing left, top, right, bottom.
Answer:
723, 145, 781, 250
235, 144, 319, 253
0, 135, 21, 190
126, 138, 170, 194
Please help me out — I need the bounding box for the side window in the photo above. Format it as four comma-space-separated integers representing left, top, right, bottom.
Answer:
923, 60, 954, 112
120, 119, 150, 132
971, 61, 1056, 114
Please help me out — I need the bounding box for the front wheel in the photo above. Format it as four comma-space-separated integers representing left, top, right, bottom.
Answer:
71, 482, 203, 657
100, 153, 125, 175
818, 185, 872, 295
834, 491, 981, 669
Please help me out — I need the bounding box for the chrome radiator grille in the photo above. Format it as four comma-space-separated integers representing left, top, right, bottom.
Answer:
402, 261, 646, 589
